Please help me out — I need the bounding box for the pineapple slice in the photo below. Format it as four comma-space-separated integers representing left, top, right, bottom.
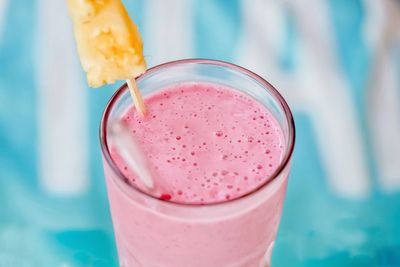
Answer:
67, 0, 146, 87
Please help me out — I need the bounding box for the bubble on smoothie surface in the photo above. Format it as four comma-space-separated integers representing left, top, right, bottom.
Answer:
111, 82, 285, 204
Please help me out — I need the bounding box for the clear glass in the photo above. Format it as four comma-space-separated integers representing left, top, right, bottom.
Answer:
100, 59, 295, 267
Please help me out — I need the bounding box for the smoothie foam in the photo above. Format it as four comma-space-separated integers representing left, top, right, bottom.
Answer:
111, 82, 284, 204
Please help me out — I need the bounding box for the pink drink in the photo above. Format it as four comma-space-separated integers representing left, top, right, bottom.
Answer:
101, 60, 295, 267
112, 83, 284, 204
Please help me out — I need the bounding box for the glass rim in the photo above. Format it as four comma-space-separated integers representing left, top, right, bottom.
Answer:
100, 58, 295, 207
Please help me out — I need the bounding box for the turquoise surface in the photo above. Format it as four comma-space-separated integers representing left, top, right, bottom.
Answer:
0, 1, 399, 266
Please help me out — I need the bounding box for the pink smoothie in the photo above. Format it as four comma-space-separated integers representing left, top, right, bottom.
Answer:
104, 82, 289, 267
111, 82, 284, 204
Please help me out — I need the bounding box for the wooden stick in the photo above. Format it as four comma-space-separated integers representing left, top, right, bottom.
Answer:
126, 77, 147, 116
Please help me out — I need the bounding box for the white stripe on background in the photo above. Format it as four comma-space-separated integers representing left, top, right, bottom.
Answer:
237, 0, 308, 114
36, 0, 89, 195
291, 0, 370, 198
365, 0, 400, 192
238, 0, 370, 198
0, 0, 8, 39
369, 54, 400, 192
144, 0, 193, 66
363, 0, 386, 48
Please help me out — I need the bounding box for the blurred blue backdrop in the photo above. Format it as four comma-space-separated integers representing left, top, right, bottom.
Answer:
0, 0, 400, 266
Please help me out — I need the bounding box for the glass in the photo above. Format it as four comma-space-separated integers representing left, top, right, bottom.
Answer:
100, 59, 295, 267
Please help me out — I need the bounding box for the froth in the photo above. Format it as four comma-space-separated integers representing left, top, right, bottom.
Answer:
111, 82, 285, 204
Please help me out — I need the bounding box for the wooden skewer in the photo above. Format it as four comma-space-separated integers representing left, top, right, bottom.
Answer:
126, 77, 147, 116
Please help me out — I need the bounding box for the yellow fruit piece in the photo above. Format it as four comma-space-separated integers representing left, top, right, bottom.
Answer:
67, 0, 147, 87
